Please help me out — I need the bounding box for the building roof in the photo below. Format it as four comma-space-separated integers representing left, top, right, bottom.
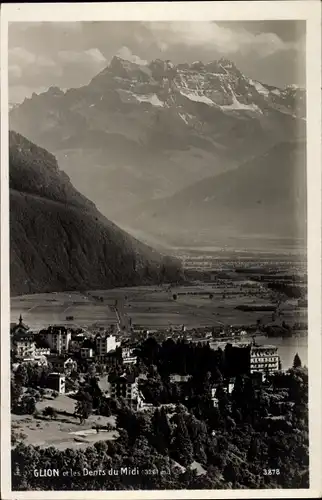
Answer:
171, 461, 186, 474
96, 349, 118, 358
47, 325, 70, 334
11, 320, 30, 333
109, 372, 137, 384
47, 355, 76, 364
97, 376, 111, 393
251, 344, 277, 351
13, 332, 34, 342
189, 461, 207, 476
47, 355, 65, 364
170, 374, 192, 383
48, 372, 65, 378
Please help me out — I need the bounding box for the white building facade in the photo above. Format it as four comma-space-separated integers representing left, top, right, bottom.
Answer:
95, 334, 120, 356
12, 333, 35, 359
42, 328, 71, 354
250, 345, 279, 374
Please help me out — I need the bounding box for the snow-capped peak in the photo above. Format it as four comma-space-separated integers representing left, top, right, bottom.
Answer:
286, 84, 300, 90
218, 57, 235, 69
165, 59, 175, 69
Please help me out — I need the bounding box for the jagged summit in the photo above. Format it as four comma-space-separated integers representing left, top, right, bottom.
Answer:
114, 47, 149, 66
218, 57, 236, 68
108, 53, 239, 73
106, 53, 242, 75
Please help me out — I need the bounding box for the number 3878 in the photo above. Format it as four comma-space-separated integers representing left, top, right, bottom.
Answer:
263, 469, 280, 475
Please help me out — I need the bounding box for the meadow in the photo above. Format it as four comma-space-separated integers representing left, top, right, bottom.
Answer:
12, 393, 118, 451
11, 277, 305, 332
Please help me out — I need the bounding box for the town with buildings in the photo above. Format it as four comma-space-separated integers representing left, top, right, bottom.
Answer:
11, 311, 282, 407
10, 302, 308, 491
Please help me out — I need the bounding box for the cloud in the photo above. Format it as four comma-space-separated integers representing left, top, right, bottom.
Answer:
8, 21, 305, 102
9, 44, 107, 102
9, 47, 57, 88
116, 46, 148, 65
58, 48, 106, 69
145, 21, 299, 58
9, 47, 56, 68
9, 47, 36, 65
9, 65, 22, 80
86, 48, 106, 64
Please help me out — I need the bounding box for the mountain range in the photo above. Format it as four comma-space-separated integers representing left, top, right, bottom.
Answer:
116, 140, 307, 249
9, 131, 182, 295
10, 53, 306, 250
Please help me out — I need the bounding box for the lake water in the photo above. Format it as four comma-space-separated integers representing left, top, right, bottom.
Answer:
210, 334, 308, 370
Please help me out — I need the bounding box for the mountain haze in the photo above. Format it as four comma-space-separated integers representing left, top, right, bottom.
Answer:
114, 141, 307, 249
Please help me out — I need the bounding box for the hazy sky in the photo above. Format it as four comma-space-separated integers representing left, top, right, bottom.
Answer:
9, 21, 306, 103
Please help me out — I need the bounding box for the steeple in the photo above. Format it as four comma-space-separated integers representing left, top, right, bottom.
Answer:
19, 314, 23, 325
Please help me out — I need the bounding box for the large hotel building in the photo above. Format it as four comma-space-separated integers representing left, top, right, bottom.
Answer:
250, 344, 280, 374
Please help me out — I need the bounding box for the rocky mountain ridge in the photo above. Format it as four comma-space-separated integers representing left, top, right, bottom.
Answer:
10, 54, 306, 224
9, 131, 182, 295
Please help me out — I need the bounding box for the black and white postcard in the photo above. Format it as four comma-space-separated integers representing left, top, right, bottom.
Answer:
1, 2, 321, 499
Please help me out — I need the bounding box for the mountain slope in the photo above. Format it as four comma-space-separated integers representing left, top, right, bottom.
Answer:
9, 131, 182, 295
114, 141, 307, 249
10, 55, 306, 219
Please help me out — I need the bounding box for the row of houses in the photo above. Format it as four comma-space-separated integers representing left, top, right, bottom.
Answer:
10, 316, 138, 372
11, 318, 280, 378
36, 325, 123, 357
10, 316, 281, 409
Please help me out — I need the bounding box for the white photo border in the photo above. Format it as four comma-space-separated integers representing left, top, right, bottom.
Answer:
1, 2, 321, 499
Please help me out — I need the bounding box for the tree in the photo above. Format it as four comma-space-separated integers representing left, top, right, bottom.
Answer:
223, 461, 238, 484
95, 424, 102, 434
70, 369, 79, 381
97, 398, 111, 417
216, 385, 230, 415
247, 436, 260, 462
15, 364, 28, 387
43, 406, 57, 420
11, 429, 26, 447
171, 413, 194, 467
152, 408, 172, 454
293, 353, 302, 369
11, 378, 23, 411
116, 407, 140, 445
74, 393, 93, 424
213, 367, 223, 384
39, 387, 46, 399
20, 395, 36, 415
